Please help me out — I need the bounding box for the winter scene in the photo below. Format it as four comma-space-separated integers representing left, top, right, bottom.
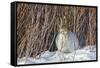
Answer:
17, 3, 97, 65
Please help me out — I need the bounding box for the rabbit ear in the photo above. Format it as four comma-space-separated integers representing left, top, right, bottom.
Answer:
59, 17, 63, 29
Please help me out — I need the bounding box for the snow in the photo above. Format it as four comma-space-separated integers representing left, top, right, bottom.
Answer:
17, 45, 96, 65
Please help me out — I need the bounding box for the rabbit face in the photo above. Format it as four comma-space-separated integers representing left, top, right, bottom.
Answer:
59, 28, 68, 37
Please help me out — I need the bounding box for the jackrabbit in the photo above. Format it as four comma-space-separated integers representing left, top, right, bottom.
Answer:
56, 18, 79, 53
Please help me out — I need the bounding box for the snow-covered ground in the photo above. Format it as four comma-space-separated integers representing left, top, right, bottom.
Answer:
17, 45, 96, 65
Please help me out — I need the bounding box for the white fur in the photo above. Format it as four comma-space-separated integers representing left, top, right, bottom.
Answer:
56, 31, 79, 53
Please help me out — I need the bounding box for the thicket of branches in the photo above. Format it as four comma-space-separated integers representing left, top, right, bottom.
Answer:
17, 3, 97, 58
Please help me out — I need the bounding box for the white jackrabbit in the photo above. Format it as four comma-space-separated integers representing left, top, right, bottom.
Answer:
56, 18, 79, 53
